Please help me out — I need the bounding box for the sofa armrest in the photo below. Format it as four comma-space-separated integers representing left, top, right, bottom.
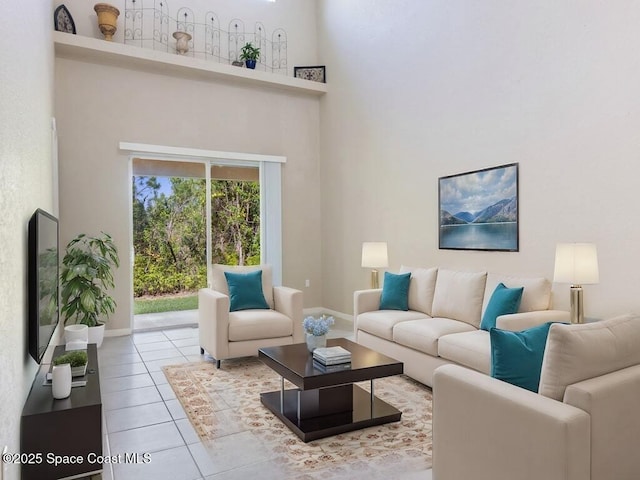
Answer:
496, 310, 570, 331
433, 364, 590, 480
198, 288, 230, 360
564, 364, 640, 479
273, 286, 304, 343
353, 289, 382, 335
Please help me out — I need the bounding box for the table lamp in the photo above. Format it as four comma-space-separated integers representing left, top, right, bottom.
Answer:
553, 243, 599, 324
361, 242, 388, 289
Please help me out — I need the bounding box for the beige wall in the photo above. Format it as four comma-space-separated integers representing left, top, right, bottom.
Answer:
0, 1, 54, 478
55, 59, 322, 330
318, 0, 640, 319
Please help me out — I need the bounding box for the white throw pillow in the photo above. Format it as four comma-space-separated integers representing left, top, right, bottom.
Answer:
538, 314, 640, 401
211, 264, 274, 309
482, 273, 551, 315
399, 266, 438, 315
431, 269, 487, 327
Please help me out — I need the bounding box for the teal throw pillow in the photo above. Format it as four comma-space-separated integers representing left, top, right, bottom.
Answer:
224, 270, 270, 312
490, 322, 554, 392
379, 272, 411, 311
480, 283, 524, 331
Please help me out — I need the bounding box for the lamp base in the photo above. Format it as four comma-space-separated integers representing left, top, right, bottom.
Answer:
569, 285, 584, 324
370, 269, 380, 289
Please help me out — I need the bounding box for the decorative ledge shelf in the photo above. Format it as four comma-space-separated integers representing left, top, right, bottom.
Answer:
53, 31, 327, 96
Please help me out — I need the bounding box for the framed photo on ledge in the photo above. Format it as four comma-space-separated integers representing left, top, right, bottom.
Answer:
438, 163, 519, 252
294, 66, 326, 83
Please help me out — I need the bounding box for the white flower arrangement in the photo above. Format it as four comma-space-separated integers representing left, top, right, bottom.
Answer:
303, 315, 335, 336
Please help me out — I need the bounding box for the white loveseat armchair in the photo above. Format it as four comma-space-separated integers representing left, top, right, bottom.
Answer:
198, 264, 303, 368
432, 314, 640, 480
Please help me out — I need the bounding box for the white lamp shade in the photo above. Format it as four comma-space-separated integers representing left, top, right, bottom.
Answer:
361, 242, 388, 268
553, 243, 599, 285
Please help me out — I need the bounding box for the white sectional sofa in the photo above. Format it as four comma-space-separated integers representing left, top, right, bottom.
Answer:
432, 314, 640, 480
353, 266, 569, 387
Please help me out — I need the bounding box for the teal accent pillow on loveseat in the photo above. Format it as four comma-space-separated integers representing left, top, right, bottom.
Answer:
490, 322, 554, 392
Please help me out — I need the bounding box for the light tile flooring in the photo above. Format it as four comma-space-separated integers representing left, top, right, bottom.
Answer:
96, 321, 433, 479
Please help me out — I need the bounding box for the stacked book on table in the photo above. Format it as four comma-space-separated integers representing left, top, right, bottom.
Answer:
313, 346, 352, 372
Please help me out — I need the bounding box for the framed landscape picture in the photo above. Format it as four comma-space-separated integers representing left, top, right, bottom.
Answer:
439, 163, 519, 251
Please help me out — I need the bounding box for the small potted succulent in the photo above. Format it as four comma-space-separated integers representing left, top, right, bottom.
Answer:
239, 42, 260, 69
303, 315, 335, 352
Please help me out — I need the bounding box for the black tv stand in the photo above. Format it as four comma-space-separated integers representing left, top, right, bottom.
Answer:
21, 344, 102, 480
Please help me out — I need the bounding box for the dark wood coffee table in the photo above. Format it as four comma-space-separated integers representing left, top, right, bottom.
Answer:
258, 338, 403, 442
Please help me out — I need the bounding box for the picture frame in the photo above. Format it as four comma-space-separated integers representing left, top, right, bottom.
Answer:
54, 4, 76, 34
438, 163, 519, 252
294, 66, 326, 83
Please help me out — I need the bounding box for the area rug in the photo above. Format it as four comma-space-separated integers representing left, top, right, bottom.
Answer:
163, 358, 432, 477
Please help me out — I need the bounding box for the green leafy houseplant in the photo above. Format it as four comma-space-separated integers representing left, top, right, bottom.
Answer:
239, 42, 260, 61
53, 350, 88, 368
60, 233, 120, 327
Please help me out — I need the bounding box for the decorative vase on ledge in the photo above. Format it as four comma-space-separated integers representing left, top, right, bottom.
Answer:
94, 3, 120, 41
306, 333, 327, 352
173, 31, 192, 55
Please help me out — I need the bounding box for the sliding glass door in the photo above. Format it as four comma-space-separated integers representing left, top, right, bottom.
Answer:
131, 159, 262, 328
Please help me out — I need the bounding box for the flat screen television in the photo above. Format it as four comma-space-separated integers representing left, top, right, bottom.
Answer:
28, 208, 59, 363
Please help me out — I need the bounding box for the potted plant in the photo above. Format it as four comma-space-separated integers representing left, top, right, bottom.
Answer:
60, 232, 120, 348
53, 350, 89, 377
239, 42, 260, 69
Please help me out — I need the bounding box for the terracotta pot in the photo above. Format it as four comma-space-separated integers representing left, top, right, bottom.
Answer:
94, 3, 120, 41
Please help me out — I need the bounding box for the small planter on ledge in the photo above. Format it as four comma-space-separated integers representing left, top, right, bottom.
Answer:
173, 31, 192, 55
239, 42, 260, 70
94, 3, 120, 41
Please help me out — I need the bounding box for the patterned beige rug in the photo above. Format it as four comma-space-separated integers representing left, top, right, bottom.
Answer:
163, 357, 432, 477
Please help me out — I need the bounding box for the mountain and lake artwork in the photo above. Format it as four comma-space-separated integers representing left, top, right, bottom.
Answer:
439, 163, 519, 251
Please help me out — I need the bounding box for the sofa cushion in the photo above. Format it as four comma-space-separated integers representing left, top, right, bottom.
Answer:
480, 283, 524, 331
393, 317, 475, 356
399, 266, 438, 315
539, 314, 640, 401
482, 273, 551, 314
228, 309, 293, 341
357, 310, 429, 341
490, 322, 553, 392
224, 270, 270, 312
438, 330, 491, 374
379, 271, 411, 311
212, 264, 274, 309
432, 269, 487, 328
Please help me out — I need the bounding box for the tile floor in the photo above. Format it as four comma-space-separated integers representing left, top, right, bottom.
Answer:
96, 321, 434, 479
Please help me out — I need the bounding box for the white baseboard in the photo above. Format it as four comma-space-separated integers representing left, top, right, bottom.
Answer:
303, 307, 353, 324
105, 328, 132, 337
106, 311, 350, 338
